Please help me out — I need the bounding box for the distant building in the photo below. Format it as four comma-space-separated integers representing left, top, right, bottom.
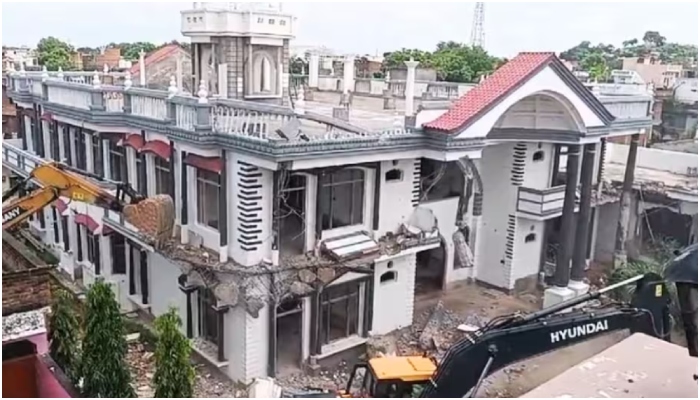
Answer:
621, 54, 685, 89
129, 44, 193, 92
2, 46, 37, 70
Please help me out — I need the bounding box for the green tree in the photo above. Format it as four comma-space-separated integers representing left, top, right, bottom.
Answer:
113, 42, 157, 60
290, 56, 308, 75
432, 42, 498, 83
36, 37, 74, 71
581, 52, 609, 82
153, 308, 195, 398
643, 30, 667, 48
80, 281, 135, 398
48, 289, 82, 384
382, 48, 434, 70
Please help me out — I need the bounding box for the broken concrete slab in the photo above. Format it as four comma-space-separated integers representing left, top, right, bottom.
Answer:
418, 301, 446, 351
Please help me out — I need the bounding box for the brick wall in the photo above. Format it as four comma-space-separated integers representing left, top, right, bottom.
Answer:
2, 240, 53, 316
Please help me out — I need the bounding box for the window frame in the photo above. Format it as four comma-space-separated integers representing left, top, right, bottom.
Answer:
108, 139, 127, 182
196, 168, 221, 230
320, 280, 362, 345
154, 155, 172, 196
319, 169, 365, 231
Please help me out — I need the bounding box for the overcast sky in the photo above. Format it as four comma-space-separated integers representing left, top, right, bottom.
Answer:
2, 2, 698, 57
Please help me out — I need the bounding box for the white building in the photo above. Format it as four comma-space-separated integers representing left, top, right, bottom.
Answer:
3, 3, 657, 383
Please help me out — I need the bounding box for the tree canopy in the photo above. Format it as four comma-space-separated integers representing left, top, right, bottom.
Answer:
109, 42, 158, 60
36, 37, 74, 71
560, 30, 698, 80
382, 42, 502, 83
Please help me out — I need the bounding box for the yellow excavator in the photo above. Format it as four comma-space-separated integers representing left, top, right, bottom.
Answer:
2, 161, 174, 241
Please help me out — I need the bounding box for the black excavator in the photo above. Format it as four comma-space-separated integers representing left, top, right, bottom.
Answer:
324, 244, 698, 398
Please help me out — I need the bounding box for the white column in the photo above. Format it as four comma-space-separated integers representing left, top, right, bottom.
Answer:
404, 58, 419, 117
343, 55, 355, 94
138, 50, 147, 87
308, 54, 320, 89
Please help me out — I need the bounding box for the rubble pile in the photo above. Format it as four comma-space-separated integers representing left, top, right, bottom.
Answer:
276, 360, 353, 392
126, 341, 245, 398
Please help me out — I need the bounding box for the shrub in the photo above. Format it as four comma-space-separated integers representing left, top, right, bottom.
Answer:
153, 308, 194, 398
48, 289, 81, 384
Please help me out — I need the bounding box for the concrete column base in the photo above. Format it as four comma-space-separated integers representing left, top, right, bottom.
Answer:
543, 286, 576, 309
568, 280, 590, 297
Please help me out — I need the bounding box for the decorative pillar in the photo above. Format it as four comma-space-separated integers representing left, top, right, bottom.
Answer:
138, 50, 147, 87
180, 151, 189, 245
218, 150, 228, 263
570, 143, 596, 295
308, 54, 319, 89
544, 144, 580, 308
404, 58, 419, 118
343, 55, 355, 94
614, 134, 640, 267
178, 279, 197, 339
214, 305, 229, 362
140, 249, 149, 305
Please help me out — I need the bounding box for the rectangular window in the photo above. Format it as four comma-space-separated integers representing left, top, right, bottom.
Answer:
76, 224, 84, 261
74, 129, 87, 170
198, 288, 219, 344
61, 125, 72, 166
87, 233, 101, 275
61, 216, 70, 251
196, 168, 220, 230
111, 235, 126, 275
52, 207, 60, 243
154, 156, 172, 196
50, 122, 60, 161
37, 209, 46, 229
135, 155, 146, 194
91, 134, 103, 176
109, 140, 127, 182
320, 280, 361, 345
319, 169, 365, 230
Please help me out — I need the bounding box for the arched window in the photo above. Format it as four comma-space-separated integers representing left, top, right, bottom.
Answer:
253, 52, 276, 94
532, 150, 545, 162
380, 271, 397, 284
525, 233, 537, 243
385, 169, 403, 182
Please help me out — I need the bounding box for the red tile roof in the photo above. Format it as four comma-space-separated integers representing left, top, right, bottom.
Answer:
423, 52, 556, 133
129, 44, 182, 76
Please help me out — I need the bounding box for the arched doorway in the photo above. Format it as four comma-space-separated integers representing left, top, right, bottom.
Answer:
415, 238, 447, 294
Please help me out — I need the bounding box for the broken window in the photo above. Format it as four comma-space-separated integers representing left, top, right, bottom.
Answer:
196, 168, 220, 230
420, 159, 464, 202
280, 174, 306, 257
319, 169, 365, 230
154, 156, 172, 196
108, 140, 127, 182
320, 280, 361, 345
198, 288, 219, 344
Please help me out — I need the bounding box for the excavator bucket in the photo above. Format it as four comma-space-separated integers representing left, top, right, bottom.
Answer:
122, 194, 176, 246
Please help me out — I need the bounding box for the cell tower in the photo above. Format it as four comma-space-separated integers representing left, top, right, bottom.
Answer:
470, 2, 485, 49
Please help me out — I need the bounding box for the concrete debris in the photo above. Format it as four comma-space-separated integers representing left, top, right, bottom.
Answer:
367, 335, 399, 358
418, 301, 446, 350
122, 194, 175, 246
127, 341, 243, 398
250, 377, 282, 398
290, 281, 313, 296
2, 306, 49, 342
246, 298, 265, 317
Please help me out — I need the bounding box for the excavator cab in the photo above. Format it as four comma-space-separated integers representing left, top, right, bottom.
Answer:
341, 356, 436, 398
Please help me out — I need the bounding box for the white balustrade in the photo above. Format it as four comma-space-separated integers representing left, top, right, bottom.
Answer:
210, 105, 293, 139
47, 86, 92, 110
131, 94, 168, 120
103, 89, 125, 113
31, 79, 43, 97
175, 103, 197, 130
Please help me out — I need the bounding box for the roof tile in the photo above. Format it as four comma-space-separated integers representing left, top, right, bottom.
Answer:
129, 44, 182, 76
423, 52, 556, 133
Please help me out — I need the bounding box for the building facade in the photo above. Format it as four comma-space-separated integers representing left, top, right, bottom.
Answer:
3, 3, 655, 384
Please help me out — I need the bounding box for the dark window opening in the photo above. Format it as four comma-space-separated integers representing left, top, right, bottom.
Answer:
320, 280, 361, 345
111, 235, 126, 275
86, 232, 101, 275
135, 155, 146, 195
74, 130, 87, 170
280, 174, 307, 257
76, 224, 83, 262
52, 207, 60, 243
37, 209, 45, 229
532, 150, 545, 162
61, 125, 72, 166
50, 122, 60, 161
61, 216, 70, 251
385, 169, 403, 182
108, 140, 127, 182
420, 159, 464, 202
91, 135, 103, 176
154, 156, 172, 196
525, 233, 537, 243
380, 271, 397, 284
319, 169, 365, 230
196, 168, 220, 230
198, 288, 219, 344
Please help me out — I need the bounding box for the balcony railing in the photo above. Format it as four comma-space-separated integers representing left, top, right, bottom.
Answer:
2, 142, 43, 178
516, 185, 567, 218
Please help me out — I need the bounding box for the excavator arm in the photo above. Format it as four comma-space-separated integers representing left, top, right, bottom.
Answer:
2, 162, 144, 231
419, 273, 672, 398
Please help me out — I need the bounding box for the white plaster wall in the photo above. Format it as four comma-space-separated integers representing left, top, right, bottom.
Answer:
376, 159, 417, 236
522, 143, 555, 188
226, 304, 269, 383
371, 254, 416, 335
149, 252, 188, 325
476, 143, 517, 288
594, 200, 640, 264
418, 198, 461, 284
510, 218, 545, 287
